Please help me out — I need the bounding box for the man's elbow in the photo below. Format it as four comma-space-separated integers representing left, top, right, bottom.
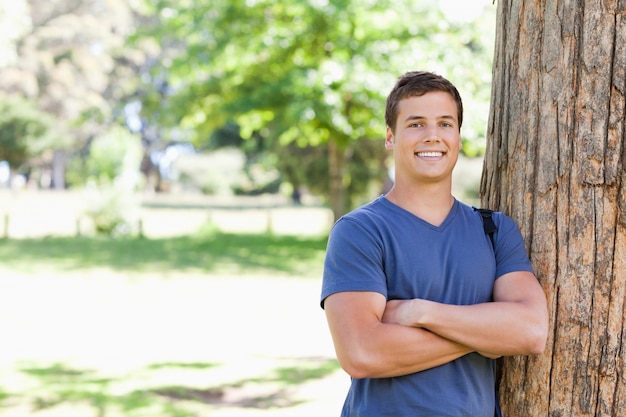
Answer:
525, 321, 549, 355
336, 349, 382, 379
339, 361, 370, 380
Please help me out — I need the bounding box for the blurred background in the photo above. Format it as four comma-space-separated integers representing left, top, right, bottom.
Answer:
0, 0, 495, 415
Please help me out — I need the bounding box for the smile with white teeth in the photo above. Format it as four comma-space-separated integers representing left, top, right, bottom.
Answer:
416, 151, 444, 157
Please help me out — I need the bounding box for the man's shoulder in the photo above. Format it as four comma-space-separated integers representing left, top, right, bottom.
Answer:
330, 196, 399, 240
340, 195, 391, 222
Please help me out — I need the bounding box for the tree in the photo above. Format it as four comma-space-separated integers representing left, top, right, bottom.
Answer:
0, 0, 149, 188
139, 0, 495, 220
481, 1, 625, 416
0, 94, 61, 169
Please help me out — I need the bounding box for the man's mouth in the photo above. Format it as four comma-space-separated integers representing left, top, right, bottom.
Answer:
415, 151, 444, 157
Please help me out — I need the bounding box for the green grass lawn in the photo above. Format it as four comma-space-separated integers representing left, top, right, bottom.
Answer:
0, 231, 343, 417
0, 228, 328, 278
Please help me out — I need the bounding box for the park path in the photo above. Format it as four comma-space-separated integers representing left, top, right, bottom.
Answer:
0, 269, 348, 416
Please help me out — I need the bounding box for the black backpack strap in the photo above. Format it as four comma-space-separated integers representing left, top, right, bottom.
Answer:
474, 207, 501, 416
474, 208, 496, 249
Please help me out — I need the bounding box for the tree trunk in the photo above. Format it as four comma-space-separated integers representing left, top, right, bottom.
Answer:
51, 149, 66, 189
481, 1, 626, 416
328, 138, 347, 222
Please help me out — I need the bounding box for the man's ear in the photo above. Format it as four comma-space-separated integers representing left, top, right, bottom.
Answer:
385, 127, 394, 150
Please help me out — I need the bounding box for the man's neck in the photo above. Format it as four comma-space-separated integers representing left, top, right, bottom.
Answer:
385, 182, 455, 227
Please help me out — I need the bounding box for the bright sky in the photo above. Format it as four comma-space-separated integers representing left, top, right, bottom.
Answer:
0, 0, 29, 67
440, 0, 495, 22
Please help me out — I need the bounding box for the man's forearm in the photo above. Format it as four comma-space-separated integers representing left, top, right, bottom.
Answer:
385, 298, 546, 356
325, 291, 474, 379
348, 322, 473, 378
418, 300, 546, 355
383, 272, 549, 356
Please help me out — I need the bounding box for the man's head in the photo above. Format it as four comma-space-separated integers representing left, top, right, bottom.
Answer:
385, 71, 463, 134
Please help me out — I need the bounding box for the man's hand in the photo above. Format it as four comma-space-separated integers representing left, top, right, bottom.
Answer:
382, 299, 417, 327
383, 299, 501, 359
382, 298, 435, 327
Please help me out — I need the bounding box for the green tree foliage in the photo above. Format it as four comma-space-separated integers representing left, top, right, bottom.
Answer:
68, 127, 143, 236
67, 126, 143, 187
87, 127, 143, 185
0, 94, 64, 168
139, 0, 495, 218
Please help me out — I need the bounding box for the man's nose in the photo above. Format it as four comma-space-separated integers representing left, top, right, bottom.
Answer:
423, 124, 441, 142
423, 133, 441, 143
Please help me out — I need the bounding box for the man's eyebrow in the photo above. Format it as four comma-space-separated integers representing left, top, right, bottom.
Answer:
403, 115, 457, 123
439, 115, 457, 122
403, 115, 425, 123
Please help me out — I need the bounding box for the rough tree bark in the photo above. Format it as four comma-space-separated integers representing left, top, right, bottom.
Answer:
481, 1, 626, 416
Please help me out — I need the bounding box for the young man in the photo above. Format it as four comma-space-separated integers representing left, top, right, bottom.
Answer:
320, 71, 549, 416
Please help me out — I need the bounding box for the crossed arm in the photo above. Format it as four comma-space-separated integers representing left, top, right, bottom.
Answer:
323, 271, 549, 379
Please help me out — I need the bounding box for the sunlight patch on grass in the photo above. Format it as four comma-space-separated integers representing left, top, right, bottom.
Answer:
5, 357, 340, 416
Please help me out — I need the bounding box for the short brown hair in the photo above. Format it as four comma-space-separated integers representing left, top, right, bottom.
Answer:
385, 71, 463, 133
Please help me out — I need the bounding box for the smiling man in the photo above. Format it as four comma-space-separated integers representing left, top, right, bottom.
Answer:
320, 71, 548, 416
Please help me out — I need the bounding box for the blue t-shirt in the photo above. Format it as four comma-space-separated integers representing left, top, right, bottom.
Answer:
321, 196, 534, 416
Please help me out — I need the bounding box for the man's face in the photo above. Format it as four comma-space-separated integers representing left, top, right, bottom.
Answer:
385, 91, 462, 185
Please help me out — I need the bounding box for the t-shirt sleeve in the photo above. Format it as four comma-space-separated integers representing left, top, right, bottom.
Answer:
320, 217, 388, 308
493, 213, 535, 279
